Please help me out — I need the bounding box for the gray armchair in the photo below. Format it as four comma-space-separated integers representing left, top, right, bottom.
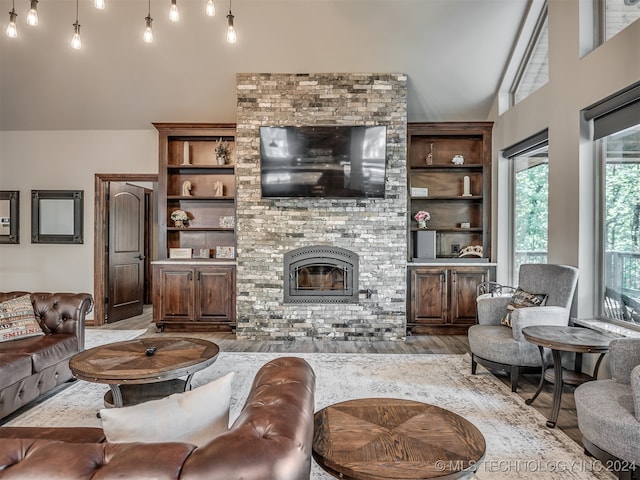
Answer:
467, 264, 579, 392
575, 337, 640, 478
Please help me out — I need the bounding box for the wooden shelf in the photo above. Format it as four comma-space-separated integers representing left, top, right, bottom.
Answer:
167, 196, 235, 201
167, 227, 234, 232
411, 227, 483, 233
154, 122, 238, 332
411, 196, 483, 201
410, 164, 483, 171
407, 122, 493, 335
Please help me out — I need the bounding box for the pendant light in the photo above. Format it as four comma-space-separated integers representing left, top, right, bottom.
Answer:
94, 0, 105, 10
71, 0, 81, 49
6, 0, 17, 38
169, 0, 179, 22
26, 0, 38, 26
143, 0, 153, 43
205, 0, 215, 16
226, 0, 236, 43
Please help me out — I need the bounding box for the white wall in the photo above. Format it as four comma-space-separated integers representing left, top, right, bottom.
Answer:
490, 1, 640, 319
0, 130, 157, 307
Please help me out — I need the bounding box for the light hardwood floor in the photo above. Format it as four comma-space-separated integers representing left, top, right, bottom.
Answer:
96, 306, 582, 447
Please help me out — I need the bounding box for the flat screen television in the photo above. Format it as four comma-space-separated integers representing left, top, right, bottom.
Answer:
260, 125, 387, 198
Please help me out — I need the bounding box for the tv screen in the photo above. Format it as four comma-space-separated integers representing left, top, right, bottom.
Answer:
260, 125, 387, 198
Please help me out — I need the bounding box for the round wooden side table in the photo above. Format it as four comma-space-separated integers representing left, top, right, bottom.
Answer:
522, 325, 615, 428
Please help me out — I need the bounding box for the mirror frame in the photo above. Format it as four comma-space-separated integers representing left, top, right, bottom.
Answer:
31, 190, 84, 244
0, 191, 20, 244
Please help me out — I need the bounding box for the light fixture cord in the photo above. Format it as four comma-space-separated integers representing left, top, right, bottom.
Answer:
75, 0, 79, 23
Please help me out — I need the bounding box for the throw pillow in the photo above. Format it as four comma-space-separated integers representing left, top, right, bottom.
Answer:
100, 371, 234, 447
501, 287, 548, 327
0, 294, 45, 343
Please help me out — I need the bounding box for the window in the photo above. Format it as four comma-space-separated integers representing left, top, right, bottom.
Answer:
511, 7, 549, 105
584, 82, 640, 328
601, 0, 640, 42
599, 125, 640, 326
504, 131, 549, 284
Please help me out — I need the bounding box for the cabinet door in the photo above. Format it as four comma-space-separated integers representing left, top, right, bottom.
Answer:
157, 267, 195, 321
196, 266, 235, 322
410, 268, 448, 324
450, 267, 490, 325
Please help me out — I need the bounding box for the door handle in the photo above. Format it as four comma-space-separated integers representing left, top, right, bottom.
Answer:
135, 254, 146, 260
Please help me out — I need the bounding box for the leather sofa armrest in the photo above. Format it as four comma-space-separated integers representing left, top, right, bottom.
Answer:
181, 357, 316, 480
30, 293, 94, 351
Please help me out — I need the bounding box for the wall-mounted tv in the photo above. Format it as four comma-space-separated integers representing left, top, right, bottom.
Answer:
260, 125, 387, 198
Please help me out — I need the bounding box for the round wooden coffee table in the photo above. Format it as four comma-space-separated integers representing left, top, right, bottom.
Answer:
70, 337, 219, 408
313, 397, 486, 480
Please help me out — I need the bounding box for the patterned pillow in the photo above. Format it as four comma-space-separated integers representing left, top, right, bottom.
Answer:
501, 287, 548, 327
0, 294, 45, 342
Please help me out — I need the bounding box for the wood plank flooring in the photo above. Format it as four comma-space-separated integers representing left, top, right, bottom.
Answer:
96, 306, 582, 447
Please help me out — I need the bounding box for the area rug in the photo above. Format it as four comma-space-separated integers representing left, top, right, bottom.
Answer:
6, 352, 614, 479
84, 328, 147, 350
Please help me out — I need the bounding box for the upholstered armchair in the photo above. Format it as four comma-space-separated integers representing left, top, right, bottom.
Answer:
467, 264, 579, 392
575, 337, 640, 478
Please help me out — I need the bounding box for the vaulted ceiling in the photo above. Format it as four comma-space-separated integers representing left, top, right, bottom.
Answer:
0, 0, 530, 130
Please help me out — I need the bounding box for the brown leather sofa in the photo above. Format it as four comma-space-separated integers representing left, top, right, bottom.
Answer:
0, 291, 94, 421
0, 356, 316, 480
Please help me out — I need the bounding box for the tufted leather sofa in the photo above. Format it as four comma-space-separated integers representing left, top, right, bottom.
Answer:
0, 291, 93, 421
0, 356, 316, 480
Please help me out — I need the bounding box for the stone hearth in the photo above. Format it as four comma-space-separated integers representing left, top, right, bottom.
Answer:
235, 73, 407, 341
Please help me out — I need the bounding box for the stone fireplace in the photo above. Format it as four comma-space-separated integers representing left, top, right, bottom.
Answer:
235, 73, 407, 341
284, 246, 359, 304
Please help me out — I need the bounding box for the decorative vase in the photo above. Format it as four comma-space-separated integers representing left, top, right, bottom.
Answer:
418, 220, 427, 229
174, 219, 185, 228
216, 155, 226, 166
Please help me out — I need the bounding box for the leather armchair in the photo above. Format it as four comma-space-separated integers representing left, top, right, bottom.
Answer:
467, 264, 579, 392
575, 337, 640, 478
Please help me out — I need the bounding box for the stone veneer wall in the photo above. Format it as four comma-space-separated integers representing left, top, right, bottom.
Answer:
235, 73, 407, 341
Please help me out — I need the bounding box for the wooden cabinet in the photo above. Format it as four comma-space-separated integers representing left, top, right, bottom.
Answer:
153, 263, 236, 331
408, 265, 494, 335
407, 122, 492, 260
153, 123, 237, 332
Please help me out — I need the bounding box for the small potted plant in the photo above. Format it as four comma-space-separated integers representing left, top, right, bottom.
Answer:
414, 210, 430, 229
215, 140, 229, 165
170, 209, 189, 228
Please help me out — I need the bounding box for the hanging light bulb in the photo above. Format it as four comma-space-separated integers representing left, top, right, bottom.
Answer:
71, 0, 81, 49
6, 1, 17, 38
26, 0, 38, 26
143, 0, 153, 43
71, 22, 81, 49
94, 0, 105, 10
169, 0, 179, 22
205, 0, 215, 16
226, 0, 236, 44
143, 16, 153, 42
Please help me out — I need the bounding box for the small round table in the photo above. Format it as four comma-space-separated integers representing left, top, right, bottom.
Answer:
522, 326, 615, 428
313, 397, 486, 480
70, 337, 219, 408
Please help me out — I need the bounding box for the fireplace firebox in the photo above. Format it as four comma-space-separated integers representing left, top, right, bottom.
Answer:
284, 246, 359, 303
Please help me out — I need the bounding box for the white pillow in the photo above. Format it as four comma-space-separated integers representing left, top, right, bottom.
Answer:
100, 372, 234, 447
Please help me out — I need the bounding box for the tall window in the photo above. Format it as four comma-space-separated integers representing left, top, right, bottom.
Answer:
585, 83, 640, 328
504, 131, 549, 284
511, 7, 549, 105
599, 125, 640, 325
601, 0, 640, 42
